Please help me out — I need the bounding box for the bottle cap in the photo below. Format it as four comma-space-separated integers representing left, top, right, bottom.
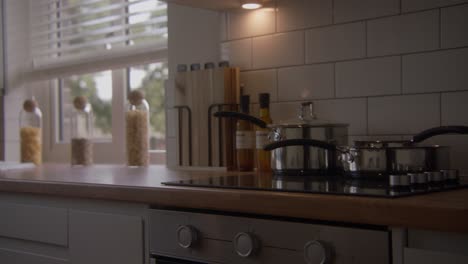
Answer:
177, 64, 187, 72
259, 93, 270, 108
73, 96, 88, 110
240, 95, 250, 114
204, 62, 215, 69
219, 61, 230, 68
23, 99, 38, 113
190, 63, 201, 71
128, 90, 145, 106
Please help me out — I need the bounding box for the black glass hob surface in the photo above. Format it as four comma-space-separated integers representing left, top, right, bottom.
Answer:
162, 174, 467, 198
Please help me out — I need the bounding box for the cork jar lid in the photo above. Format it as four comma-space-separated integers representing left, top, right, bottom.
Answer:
23, 99, 38, 113
128, 90, 145, 106
73, 96, 88, 110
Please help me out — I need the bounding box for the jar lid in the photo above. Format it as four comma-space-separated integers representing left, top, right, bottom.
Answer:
128, 90, 145, 106
23, 99, 38, 113
73, 96, 88, 110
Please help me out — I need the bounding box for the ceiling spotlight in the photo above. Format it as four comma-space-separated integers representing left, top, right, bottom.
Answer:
241, 0, 262, 9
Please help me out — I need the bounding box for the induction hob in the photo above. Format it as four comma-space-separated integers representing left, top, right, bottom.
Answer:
162, 174, 467, 198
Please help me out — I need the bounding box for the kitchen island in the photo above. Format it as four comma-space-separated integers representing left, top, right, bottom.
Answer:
0, 164, 467, 264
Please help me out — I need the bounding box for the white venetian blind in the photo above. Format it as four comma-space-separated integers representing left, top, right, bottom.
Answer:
29, 0, 168, 79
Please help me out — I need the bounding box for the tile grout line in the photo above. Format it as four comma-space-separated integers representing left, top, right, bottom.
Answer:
439, 92, 442, 126
331, 0, 335, 24
438, 8, 442, 49
223, 2, 467, 43
400, 55, 403, 94
236, 45, 468, 73
333, 63, 337, 98
264, 89, 468, 104
366, 97, 369, 136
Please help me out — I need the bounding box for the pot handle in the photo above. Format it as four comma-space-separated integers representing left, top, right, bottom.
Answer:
214, 111, 267, 128
410, 126, 468, 144
263, 139, 337, 151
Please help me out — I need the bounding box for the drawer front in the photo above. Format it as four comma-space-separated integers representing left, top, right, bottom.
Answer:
150, 209, 390, 264
0, 248, 68, 264
404, 248, 468, 264
0, 203, 68, 246
251, 218, 389, 263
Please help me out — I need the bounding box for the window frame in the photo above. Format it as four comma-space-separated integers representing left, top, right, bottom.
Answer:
45, 64, 167, 165
39, 0, 168, 165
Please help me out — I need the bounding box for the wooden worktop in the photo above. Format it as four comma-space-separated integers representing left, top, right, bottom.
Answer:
0, 164, 467, 233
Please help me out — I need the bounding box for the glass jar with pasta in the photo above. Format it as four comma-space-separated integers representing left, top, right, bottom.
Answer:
19, 98, 42, 165
126, 90, 150, 167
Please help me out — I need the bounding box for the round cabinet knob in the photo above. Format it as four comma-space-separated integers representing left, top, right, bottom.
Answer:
176, 225, 198, 249
304, 240, 330, 264
234, 232, 259, 258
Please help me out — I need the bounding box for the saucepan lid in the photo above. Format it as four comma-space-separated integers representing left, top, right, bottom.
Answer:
268, 102, 348, 128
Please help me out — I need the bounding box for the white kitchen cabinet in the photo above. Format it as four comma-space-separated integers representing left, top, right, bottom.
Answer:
0, 248, 68, 264
0, 193, 149, 264
392, 228, 468, 264
69, 210, 144, 264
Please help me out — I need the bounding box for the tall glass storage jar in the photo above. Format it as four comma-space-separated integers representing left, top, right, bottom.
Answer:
20, 98, 42, 165
71, 96, 93, 166
126, 90, 150, 167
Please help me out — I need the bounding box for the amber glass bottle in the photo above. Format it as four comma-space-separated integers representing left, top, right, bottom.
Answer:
236, 95, 254, 171
256, 93, 272, 172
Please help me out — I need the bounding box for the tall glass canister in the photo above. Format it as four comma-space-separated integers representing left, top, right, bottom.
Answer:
126, 90, 150, 167
71, 96, 93, 166
20, 98, 42, 165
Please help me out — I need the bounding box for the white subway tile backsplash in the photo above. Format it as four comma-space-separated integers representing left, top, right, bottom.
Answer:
402, 0, 468, 12
252, 31, 304, 69
221, 39, 252, 70
334, 0, 400, 23
403, 48, 468, 93
367, 10, 439, 56
278, 64, 334, 101
305, 22, 366, 63
276, 0, 332, 32
442, 4, 468, 48
336, 56, 401, 98
227, 8, 275, 40
441, 91, 468, 126
219, 0, 468, 173
368, 94, 440, 135
240, 69, 278, 103
220, 13, 227, 42
270, 98, 367, 135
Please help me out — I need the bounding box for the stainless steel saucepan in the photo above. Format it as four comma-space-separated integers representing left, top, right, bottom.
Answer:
214, 102, 349, 175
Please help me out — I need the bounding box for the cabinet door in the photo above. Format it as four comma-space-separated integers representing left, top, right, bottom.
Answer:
69, 210, 144, 264
0, 248, 68, 264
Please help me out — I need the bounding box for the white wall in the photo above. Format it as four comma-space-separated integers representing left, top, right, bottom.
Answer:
166, 3, 221, 167
221, 0, 468, 173
3, 0, 32, 161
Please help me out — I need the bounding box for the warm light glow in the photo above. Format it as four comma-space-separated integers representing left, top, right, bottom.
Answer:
242, 3, 262, 9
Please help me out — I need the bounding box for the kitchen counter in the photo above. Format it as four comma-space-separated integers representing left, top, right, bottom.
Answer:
0, 164, 467, 233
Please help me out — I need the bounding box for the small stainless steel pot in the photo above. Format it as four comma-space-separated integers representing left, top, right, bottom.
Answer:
264, 139, 340, 175
341, 126, 468, 176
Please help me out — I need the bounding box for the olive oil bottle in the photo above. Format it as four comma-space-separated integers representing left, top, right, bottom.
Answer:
236, 95, 255, 171
256, 93, 272, 172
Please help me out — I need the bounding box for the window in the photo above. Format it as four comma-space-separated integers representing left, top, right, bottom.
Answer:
34, 0, 168, 164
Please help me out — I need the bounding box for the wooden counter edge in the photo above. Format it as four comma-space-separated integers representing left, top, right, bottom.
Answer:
0, 178, 467, 233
